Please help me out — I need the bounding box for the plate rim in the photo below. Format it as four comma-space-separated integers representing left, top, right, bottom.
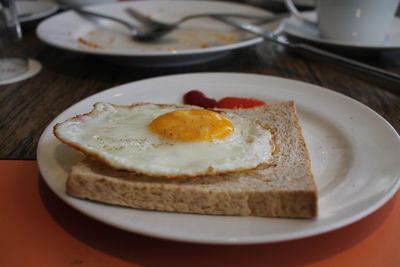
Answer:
37, 72, 400, 245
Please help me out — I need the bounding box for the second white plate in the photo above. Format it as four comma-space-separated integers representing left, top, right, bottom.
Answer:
37, 73, 400, 244
36, 1, 278, 66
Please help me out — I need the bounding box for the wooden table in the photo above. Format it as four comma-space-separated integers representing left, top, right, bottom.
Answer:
0, 3, 399, 266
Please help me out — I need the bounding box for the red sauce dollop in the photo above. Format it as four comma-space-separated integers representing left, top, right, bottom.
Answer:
183, 90, 266, 109
217, 97, 266, 109
183, 90, 218, 108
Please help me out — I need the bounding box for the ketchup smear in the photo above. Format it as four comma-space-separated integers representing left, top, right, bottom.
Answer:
183, 90, 218, 108
183, 90, 266, 109
217, 97, 266, 109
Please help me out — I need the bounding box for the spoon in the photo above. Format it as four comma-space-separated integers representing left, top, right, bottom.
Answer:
72, 8, 153, 41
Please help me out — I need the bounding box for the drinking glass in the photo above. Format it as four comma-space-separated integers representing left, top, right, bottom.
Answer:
0, 0, 28, 81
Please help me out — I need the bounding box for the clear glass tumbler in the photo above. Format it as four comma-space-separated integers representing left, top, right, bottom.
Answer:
0, 0, 28, 81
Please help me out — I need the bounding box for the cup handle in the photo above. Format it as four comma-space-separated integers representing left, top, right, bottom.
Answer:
284, 0, 317, 26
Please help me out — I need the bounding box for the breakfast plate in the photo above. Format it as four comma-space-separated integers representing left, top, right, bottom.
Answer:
37, 73, 400, 244
36, 1, 278, 66
282, 11, 400, 49
17, 1, 59, 23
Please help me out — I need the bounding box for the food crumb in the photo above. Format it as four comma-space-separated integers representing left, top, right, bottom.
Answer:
200, 42, 209, 48
109, 36, 116, 45
78, 37, 103, 49
167, 47, 178, 53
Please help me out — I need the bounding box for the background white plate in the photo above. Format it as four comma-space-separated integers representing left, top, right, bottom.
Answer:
37, 73, 400, 245
36, 1, 278, 66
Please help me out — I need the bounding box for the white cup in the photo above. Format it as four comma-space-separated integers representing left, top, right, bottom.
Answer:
285, 0, 400, 43
0, 0, 28, 81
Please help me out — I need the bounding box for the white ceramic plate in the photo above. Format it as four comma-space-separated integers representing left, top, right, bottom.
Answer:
36, 1, 278, 66
17, 1, 58, 23
283, 11, 400, 49
37, 73, 400, 245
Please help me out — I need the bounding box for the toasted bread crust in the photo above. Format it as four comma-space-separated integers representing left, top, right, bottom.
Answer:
65, 101, 318, 218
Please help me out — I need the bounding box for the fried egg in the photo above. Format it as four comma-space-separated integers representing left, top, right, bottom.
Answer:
54, 103, 274, 178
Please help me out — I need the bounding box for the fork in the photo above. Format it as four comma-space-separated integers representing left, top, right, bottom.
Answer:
124, 7, 287, 40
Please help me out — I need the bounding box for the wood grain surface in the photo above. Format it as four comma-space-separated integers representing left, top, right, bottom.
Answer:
1, 5, 399, 159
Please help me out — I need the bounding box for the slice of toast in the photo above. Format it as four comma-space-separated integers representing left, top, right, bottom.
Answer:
66, 101, 318, 218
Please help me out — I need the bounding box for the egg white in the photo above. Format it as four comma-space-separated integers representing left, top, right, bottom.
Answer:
54, 103, 274, 177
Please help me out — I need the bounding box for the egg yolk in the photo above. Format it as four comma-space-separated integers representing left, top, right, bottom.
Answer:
148, 109, 234, 142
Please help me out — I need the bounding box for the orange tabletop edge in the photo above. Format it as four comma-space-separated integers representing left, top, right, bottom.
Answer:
1, 160, 399, 267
